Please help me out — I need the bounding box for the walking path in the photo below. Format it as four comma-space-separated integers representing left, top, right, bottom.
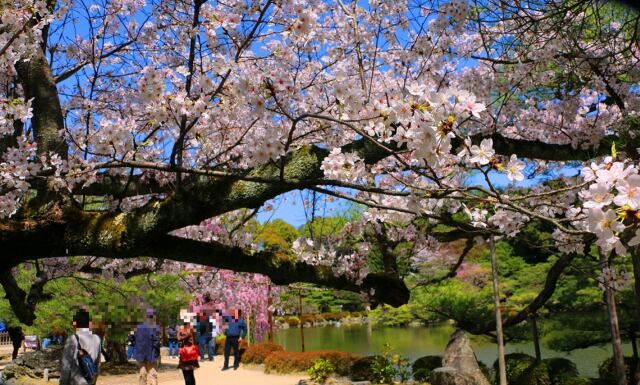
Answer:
0, 358, 307, 385
105, 359, 306, 385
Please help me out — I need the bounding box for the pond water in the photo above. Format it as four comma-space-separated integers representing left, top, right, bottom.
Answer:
274, 323, 631, 378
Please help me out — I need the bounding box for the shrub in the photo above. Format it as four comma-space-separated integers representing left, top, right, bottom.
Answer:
241, 342, 284, 364
264, 350, 360, 375
370, 354, 395, 384
392, 354, 412, 383
412, 355, 442, 381
308, 358, 335, 384
350, 356, 378, 381
493, 355, 582, 385
286, 316, 300, 327
598, 356, 636, 385
214, 336, 248, 355
543, 358, 578, 385
514, 362, 551, 385
369, 305, 414, 327
560, 378, 591, 385
494, 353, 536, 385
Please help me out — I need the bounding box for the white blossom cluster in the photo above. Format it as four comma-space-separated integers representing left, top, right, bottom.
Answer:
580, 158, 640, 255
320, 148, 366, 183
292, 237, 369, 284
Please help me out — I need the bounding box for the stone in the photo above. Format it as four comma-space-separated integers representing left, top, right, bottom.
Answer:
430, 367, 477, 385
441, 329, 491, 385
1, 346, 63, 382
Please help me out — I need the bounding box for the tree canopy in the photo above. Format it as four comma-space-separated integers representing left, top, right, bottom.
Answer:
1, 1, 639, 360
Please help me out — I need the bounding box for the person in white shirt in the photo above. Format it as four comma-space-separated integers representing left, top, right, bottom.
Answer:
210, 313, 220, 357
59, 309, 101, 385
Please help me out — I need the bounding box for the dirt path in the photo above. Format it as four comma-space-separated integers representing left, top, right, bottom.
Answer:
1, 355, 307, 385
97, 359, 306, 385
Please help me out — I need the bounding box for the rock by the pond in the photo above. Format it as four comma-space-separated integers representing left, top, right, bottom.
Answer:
1, 346, 63, 381
430, 368, 477, 385
430, 329, 491, 385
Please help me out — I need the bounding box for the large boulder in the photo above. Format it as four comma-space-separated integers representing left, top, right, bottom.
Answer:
431, 367, 478, 385
430, 329, 491, 385
1, 346, 63, 382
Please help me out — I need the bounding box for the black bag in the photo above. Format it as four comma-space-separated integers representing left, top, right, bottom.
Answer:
74, 334, 98, 384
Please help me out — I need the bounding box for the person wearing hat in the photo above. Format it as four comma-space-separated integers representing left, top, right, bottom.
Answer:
133, 308, 161, 385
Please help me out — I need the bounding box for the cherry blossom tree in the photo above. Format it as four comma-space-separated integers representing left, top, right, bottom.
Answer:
1, 0, 639, 380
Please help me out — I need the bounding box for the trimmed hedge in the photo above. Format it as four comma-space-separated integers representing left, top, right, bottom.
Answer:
264, 350, 360, 375
598, 356, 636, 385
494, 353, 537, 385
241, 342, 284, 364
545, 358, 578, 385
350, 356, 378, 381
214, 336, 248, 355
412, 355, 442, 381
517, 362, 551, 385
494, 354, 586, 385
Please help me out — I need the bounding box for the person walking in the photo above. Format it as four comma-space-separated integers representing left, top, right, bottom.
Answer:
167, 325, 179, 359
59, 309, 101, 385
220, 309, 247, 371
210, 312, 220, 358
177, 324, 199, 385
7, 325, 24, 361
127, 330, 136, 360
196, 312, 214, 361
133, 309, 161, 385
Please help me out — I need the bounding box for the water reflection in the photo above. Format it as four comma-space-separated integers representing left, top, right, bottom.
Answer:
274, 323, 628, 378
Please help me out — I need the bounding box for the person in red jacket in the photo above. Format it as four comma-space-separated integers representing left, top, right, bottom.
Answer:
177, 318, 198, 385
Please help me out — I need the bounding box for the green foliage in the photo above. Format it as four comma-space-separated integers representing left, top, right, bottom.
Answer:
370, 354, 395, 384
391, 353, 412, 383
369, 343, 411, 384
507, 220, 555, 263
544, 358, 578, 385
298, 288, 364, 313
369, 305, 414, 327
308, 358, 336, 384
264, 350, 359, 375
256, 219, 299, 257
350, 356, 377, 381
298, 216, 350, 238
492, 354, 582, 385
0, 263, 191, 358
598, 356, 636, 385
494, 353, 536, 385
412, 279, 494, 332
412, 355, 442, 382
515, 362, 551, 385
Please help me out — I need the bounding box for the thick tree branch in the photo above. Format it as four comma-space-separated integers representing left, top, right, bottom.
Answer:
15, 47, 67, 159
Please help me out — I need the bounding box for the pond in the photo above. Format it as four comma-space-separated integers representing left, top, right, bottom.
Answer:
274, 323, 631, 378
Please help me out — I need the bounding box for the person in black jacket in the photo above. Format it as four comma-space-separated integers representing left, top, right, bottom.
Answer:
127, 331, 135, 360
167, 325, 178, 359
196, 312, 214, 361
7, 326, 24, 361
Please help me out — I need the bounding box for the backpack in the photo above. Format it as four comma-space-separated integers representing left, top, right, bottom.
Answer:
74, 334, 98, 384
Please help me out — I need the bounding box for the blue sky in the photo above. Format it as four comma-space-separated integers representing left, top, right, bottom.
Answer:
257, 164, 583, 227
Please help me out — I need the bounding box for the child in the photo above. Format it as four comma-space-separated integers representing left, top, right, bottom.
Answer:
178, 321, 198, 385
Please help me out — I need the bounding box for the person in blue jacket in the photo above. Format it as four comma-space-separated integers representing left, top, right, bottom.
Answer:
133, 309, 160, 385
219, 309, 247, 371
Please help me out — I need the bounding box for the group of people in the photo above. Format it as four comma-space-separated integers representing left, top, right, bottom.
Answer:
57, 306, 247, 385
